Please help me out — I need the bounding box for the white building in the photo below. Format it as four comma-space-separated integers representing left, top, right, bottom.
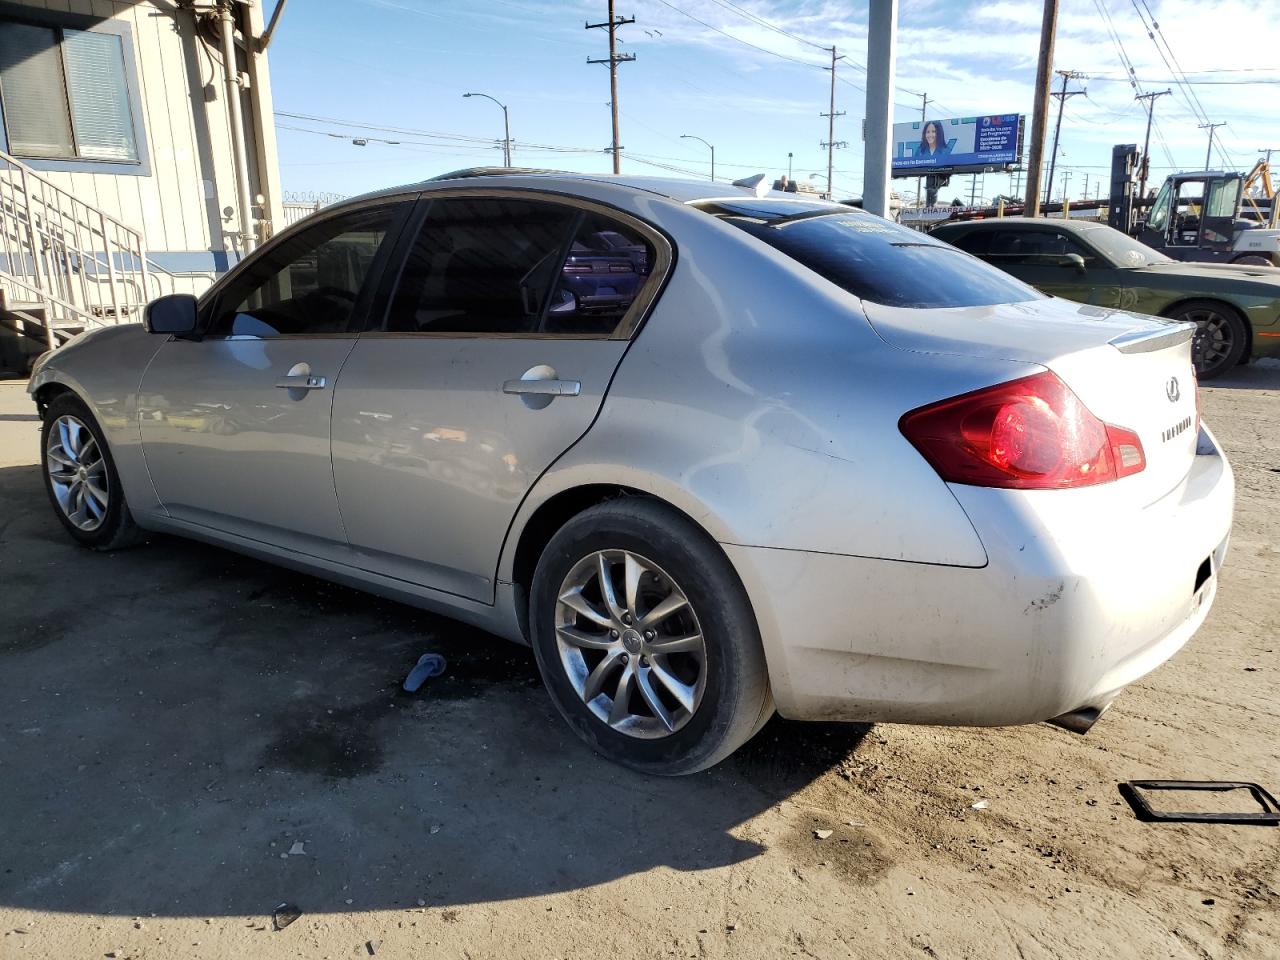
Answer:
0, 0, 284, 372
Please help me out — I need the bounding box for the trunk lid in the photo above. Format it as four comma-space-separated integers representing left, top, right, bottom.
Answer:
864, 297, 1199, 504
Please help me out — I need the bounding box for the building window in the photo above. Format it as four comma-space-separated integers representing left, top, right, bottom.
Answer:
0, 19, 138, 163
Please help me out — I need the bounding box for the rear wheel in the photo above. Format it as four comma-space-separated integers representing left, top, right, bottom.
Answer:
41, 394, 145, 550
1231, 254, 1274, 267
1170, 300, 1248, 380
530, 498, 772, 775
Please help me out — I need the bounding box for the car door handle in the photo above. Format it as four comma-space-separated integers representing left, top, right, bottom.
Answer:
502, 378, 581, 397
275, 374, 327, 390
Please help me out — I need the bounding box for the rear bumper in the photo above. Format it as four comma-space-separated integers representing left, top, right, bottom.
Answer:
726, 424, 1234, 726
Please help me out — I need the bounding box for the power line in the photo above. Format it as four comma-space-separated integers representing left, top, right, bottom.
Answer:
702, 0, 831, 53
1091, 75, 1280, 86
1125, 0, 1235, 166
649, 0, 828, 69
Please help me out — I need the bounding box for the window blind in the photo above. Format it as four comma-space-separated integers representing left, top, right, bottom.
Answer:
0, 21, 75, 158
62, 28, 138, 162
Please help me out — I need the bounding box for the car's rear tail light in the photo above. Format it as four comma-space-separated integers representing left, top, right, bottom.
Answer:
899, 371, 1146, 489
1106, 424, 1146, 479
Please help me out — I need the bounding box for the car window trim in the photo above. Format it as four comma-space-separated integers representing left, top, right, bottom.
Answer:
360, 186, 675, 342
197, 193, 419, 341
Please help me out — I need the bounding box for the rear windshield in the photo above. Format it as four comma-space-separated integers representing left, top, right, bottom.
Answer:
710, 208, 1044, 309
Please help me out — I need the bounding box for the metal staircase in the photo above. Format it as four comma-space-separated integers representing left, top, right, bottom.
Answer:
0, 147, 211, 357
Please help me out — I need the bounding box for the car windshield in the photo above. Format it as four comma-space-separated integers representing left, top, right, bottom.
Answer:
703, 205, 1044, 309
1079, 224, 1173, 267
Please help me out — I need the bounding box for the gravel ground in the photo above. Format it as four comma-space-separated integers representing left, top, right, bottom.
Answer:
0, 361, 1277, 960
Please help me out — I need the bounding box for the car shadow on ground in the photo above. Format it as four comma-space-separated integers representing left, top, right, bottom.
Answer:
0, 463, 871, 918
1208, 357, 1280, 391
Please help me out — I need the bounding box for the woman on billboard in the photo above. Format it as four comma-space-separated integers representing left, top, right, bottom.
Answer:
917, 120, 950, 160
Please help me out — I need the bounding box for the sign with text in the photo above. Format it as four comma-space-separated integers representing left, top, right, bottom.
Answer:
892, 114, 1023, 175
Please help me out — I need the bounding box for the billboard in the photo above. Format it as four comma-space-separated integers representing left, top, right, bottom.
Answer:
892, 114, 1023, 175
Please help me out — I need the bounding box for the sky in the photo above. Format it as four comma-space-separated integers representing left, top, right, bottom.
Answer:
266, 0, 1280, 207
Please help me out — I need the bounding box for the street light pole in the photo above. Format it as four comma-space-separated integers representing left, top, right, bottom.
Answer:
463, 92, 511, 166
680, 134, 715, 181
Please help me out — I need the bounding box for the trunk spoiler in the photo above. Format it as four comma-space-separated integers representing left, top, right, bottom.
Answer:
1108, 322, 1194, 355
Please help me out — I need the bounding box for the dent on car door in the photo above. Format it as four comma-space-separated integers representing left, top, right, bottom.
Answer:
136, 202, 409, 554
330, 194, 669, 602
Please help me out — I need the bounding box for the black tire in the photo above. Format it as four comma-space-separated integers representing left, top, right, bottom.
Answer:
530, 498, 772, 775
1170, 299, 1248, 380
1231, 255, 1274, 267
40, 393, 145, 551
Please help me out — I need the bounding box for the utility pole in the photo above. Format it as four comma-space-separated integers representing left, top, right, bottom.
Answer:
1060, 169, 1072, 203
1199, 122, 1225, 170
1261, 148, 1279, 166
586, 2, 635, 175
1135, 88, 1171, 201
1023, 0, 1059, 218
1082, 172, 1089, 202
788, 152, 793, 180
915, 91, 932, 207
820, 46, 847, 200
1045, 69, 1085, 206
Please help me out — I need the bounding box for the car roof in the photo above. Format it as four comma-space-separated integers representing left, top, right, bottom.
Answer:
935, 217, 1109, 235
341, 169, 843, 209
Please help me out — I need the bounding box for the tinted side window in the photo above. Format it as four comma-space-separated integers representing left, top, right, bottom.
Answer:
387, 199, 658, 337
212, 207, 397, 337
942, 229, 992, 255
386, 198, 578, 335
543, 213, 655, 335
984, 229, 1097, 266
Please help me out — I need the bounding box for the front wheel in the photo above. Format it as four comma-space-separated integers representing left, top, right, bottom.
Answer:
1171, 300, 1248, 380
530, 498, 772, 775
41, 394, 145, 550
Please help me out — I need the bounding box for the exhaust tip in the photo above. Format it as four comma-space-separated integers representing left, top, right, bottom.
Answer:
1047, 703, 1112, 735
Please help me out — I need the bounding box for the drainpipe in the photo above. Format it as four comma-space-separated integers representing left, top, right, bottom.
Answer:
218, 1, 256, 253
242, 0, 285, 240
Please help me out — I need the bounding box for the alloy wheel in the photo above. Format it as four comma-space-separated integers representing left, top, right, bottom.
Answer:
45, 415, 109, 532
1187, 308, 1235, 373
554, 549, 707, 739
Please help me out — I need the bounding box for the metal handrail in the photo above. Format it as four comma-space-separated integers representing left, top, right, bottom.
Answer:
0, 146, 214, 346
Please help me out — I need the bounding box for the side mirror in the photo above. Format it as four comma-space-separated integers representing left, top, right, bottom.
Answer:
144, 294, 199, 336
1059, 253, 1087, 273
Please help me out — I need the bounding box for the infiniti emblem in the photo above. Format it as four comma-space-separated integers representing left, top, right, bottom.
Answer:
1166, 376, 1180, 403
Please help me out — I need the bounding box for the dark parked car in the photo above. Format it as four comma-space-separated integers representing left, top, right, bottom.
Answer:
930, 217, 1280, 378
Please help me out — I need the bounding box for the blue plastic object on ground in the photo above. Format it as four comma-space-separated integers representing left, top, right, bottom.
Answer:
403, 653, 448, 693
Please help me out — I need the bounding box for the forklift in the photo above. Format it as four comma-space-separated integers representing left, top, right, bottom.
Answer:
1130, 160, 1278, 266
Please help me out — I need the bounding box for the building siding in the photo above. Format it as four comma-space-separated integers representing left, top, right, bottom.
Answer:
0, 0, 278, 276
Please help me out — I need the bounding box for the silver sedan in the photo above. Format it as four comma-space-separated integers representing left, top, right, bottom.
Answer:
28, 171, 1234, 774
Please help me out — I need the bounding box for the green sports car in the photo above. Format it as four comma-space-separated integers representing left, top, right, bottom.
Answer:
930, 216, 1280, 379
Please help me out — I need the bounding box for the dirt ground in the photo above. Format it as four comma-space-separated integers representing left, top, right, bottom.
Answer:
0, 362, 1277, 960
